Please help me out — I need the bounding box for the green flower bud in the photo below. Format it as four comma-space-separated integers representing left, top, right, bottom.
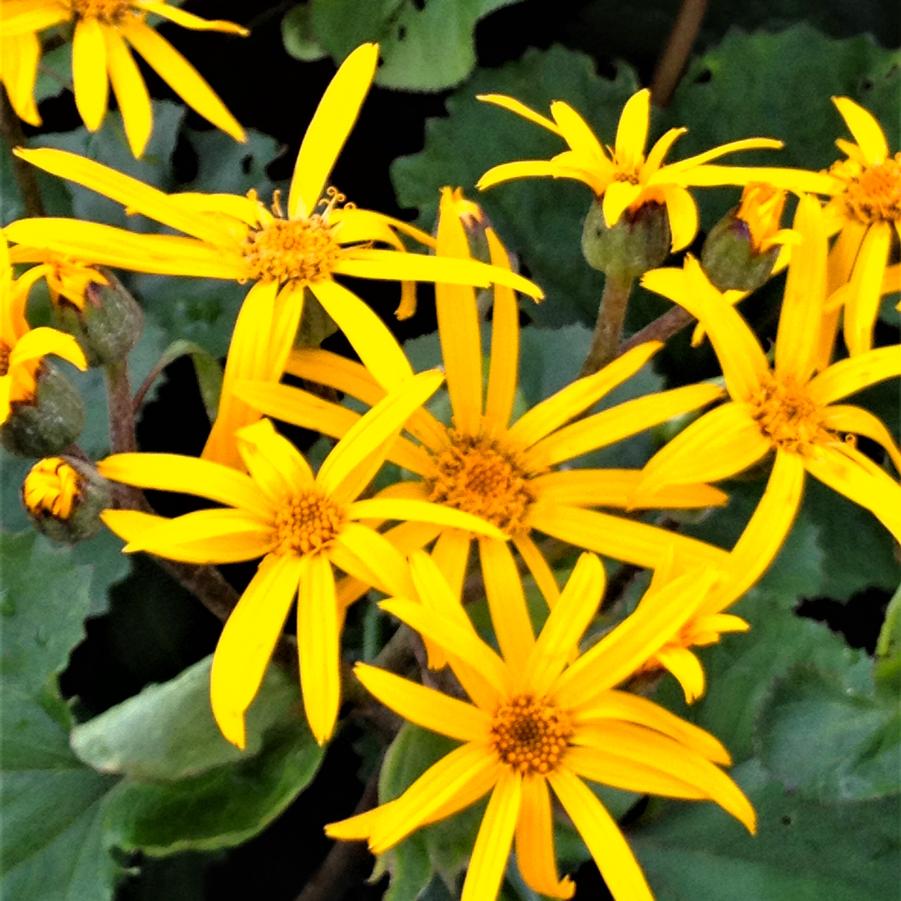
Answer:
53, 270, 143, 367
1, 364, 85, 457
22, 456, 112, 543
581, 200, 671, 279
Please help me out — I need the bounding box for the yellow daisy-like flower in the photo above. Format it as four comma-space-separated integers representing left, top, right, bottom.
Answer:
7, 44, 542, 467
22, 454, 81, 518
0, 0, 246, 155
96, 370, 508, 747
639, 196, 901, 561
821, 96, 901, 356
326, 551, 755, 901
477, 87, 834, 251
237, 188, 730, 639
0, 232, 87, 423
8, 245, 106, 309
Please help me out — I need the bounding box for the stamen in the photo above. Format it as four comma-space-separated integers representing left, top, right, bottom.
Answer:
272, 490, 344, 556
491, 694, 572, 776
70, 0, 133, 24
830, 154, 901, 224
749, 375, 828, 453
427, 430, 537, 535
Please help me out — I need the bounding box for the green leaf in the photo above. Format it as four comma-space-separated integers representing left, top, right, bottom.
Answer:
305, 0, 525, 91
875, 584, 901, 693
280, 4, 328, 61
631, 759, 901, 901
757, 657, 901, 802
392, 46, 638, 327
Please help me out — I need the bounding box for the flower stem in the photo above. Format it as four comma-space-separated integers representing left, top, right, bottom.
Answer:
580, 272, 634, 377
651, 0, 710, 106
619, 304, 694, 355
0, 88, 44, 218
105, 359, 137, 454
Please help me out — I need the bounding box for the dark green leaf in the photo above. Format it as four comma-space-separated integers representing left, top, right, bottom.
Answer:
875, 585, 901, 693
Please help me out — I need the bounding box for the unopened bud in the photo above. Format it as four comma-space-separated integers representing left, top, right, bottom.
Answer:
53, 270, 143, 367
1, 364, 85, 457
581, 200, 671, 279
22, 456, 112, 543
701, 184, 789, 292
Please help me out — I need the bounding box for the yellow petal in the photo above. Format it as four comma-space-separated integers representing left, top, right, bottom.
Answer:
657, 645, 706, 702
807, 345, 901, 404
832, 96, 889, 165
97, 452, 272, 517
477, 93, 563, 134
640, 402, 770, 491
354, 663, 490, 743
331, 521, 415, 598
134, 0, 249, 35
234, 418, 314, 504
297, 553, 341, 744
844, 221, 892, 356
530, 502, 728, 571
123, 20, 245, 143
805, 444, 901, 543
602, 179, 641, 228
552, 100, 606, 162
288, 42, 378, 218
549, 767, 654, 901
661, 184, 699, 251
509, 341, 661, 449
104, 27, 152, 158
641, 127, 687, 178
662, 137, 783, 176
478, 537, 535, 673
822, 404, 901, 473
774, 195, 828, 383
574, 688, 730, 764
514, 775, 575, 899
2, 31, 42, 125
72, 18, 108, 132
524, 552, 605, 695
527, 380, 724, 468
10, 326, 87, 371
349, 497, 505, 540
430, 529, 472, 602
368, 742, 500, 853
614, 89, 651, 171
461, 772, 522, 901
210, 554, 302, 748
477, 159, 596, 192
513, 533, 561, 609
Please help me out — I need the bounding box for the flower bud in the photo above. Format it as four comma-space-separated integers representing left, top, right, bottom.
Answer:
581, 200, 671, 279
701, 184, 789, 292
1, 364, 85, 457
53, 269, 143, 367
22, 456, 112, 543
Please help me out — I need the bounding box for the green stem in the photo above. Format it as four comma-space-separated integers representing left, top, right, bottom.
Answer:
0, 88, 44, 218
105, 359, 137, 454
579, 272, 634, 377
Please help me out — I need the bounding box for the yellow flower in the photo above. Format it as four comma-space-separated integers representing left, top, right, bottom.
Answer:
735, 183, 794, 254
639, 196, 901, 563
237, 188, 730, 641
326, 551, 755, 901
23, 455, 81, 518
96, 371, 508, 747
7, 44, 542, 467
821, 97, 901, 356
0, 0, 246, 156
8, 245, 107, 309
477, 88, 834, 251
0, 28, 42, 125
0, 232, 87, 423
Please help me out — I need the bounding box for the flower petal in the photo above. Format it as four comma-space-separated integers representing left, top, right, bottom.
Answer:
234, 418, 314, 504
844, 221, 892, 356
807, 345, 901, 404
821, 404, 901, 472
476, 93, 563, 134
72, 18, 108, 132
515, 775, 575, 899
350, 498, 505, 540
135, 0, 248, 34
614, 89, 651, 171
104, 27, 152, 157
513, 533, 561, 609
210, 554, 302, 748
331, 521, 415, 598
602, 180, 642, 228
832, 96, 889, 165
661, 184, 699, 251
657, 645, 706, 702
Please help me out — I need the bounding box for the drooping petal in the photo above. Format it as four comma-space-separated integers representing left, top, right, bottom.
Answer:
832, 96, 889, 165
210, 554, 302, 748
639, 402, 770, 491
8, 326, 87, 371
656, 645, 706, 702
476, 93, 564, 134
661, 184, 699, 251
354, 663, 490, 743
123, 20, 245, 143
477, 159, 598, 192
805, 444, 901, 542
316, 369, 443, 502
97, 452, 272, 517
515, 776, 575, 899
461, 772, 523, 901
529, 502, 729, 571
524, 553, 605, 695
549, 767, 653, 901
71, 18, 108, 132
478, 537, 535, 673
602, 180, 641, 228
288, 42, 378, 217
297, 552, 341, 744
104, 27, 153, 158
844, 221, 892, 356
509, 341, 661, 448
821, 404, 901, 472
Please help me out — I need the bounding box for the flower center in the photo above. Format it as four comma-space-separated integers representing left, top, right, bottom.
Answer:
70, 0, 132, 23
749, 375, 827, 453
0, 342, 10, 377
490, 694, 572, 776
832, 154, 901, 224
22, 457, 80, 520
427, 430, 536, 535
243, 188, 345, 284
272, 490, 344, 556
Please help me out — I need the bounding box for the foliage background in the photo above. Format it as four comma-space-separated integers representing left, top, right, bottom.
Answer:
1, 1, 899, 899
